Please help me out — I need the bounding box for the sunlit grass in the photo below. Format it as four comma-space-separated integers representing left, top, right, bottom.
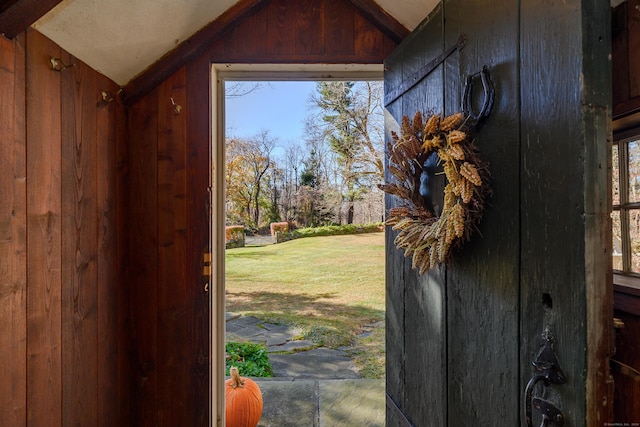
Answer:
225, 232, 385, 378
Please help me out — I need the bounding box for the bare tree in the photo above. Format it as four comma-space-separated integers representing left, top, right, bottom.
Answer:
225, 81, 270, 98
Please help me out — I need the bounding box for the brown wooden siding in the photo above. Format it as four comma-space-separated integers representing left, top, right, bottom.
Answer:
0, 31, 27, 427
122, 0, 399, 105
122, 1, 394, 424
0, 29, 123, 426
125, 61, 210, 427
3, 0, 398, 423
203, 0, 395, 63
185, 53, 212, 427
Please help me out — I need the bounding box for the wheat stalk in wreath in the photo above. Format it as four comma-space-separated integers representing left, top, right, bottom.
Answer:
379, 111, 491, 274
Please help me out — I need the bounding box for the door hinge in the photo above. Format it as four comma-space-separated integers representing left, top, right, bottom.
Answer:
613, 318, 625, 329
202, 252, 212, 276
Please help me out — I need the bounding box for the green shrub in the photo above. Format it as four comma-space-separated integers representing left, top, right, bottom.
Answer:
225, 225, 245, 249
269, 221, 289, 235
225, 342, 272, 377
291, 222, 383, 239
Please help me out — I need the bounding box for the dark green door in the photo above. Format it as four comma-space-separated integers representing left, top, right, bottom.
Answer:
383, 1, 613, 426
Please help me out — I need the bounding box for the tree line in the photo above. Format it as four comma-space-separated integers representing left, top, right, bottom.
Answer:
225, 81, 385, 230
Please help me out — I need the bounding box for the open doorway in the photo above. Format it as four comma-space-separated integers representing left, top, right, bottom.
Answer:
212, 67, 387, 425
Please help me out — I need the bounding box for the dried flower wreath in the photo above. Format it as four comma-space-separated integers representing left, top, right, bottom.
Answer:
378, 111, 491, 274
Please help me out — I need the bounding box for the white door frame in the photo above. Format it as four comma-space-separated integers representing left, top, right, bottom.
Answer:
210, 63, 383, 426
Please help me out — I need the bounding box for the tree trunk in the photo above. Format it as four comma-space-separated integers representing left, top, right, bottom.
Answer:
346, 197, 354, 224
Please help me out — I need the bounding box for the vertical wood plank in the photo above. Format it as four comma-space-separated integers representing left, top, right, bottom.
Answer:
209, 37, 226, 60
628, 0, 640, 98
235, 13, 263, 58
0, 31, 27, 427
186, 54, 211, 427
25, 28, 62, 427
399, 12, 448, 424
383, 53, 405, 424
222, 26, 239, 57
13, 31, 28, 426
265, 0, 297, 56
60, 52, 99, 426
325, 0, 355, 56
520, 2, 584, 423
383, 6, 448, 425
296, 0, 324, 56
116, 78, 131, 427
128, 87, 159, 427
443, 0, 521, 425
156, 67, 189, 426
581, 1, 614, 423
611, 3, 629, 109
519, 0, 613, 424
0, 28, 16, 246
354, 13, 382, 57
96, 75, 119, 427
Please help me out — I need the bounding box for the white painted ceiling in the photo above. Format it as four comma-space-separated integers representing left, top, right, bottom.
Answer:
32, 0, 438, 86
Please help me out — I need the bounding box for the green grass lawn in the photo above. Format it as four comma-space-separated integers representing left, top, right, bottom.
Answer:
225, 232, 385, 378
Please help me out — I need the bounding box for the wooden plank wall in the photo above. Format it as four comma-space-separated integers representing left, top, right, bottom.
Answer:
121, 0, 400, 105
0, 29, 123, 426
206, 0, 396, 63
0, 30, 27, 427
122, 0, 397, 424
384, 0, 611, 425
443, 0, 520, 424
125, 62, 210, 427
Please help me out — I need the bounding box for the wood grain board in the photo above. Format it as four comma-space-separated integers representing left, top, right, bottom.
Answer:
0, 29, 122, 426
0, 30, 27, 427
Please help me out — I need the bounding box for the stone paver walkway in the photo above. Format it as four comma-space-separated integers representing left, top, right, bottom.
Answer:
226, 313, 385, 426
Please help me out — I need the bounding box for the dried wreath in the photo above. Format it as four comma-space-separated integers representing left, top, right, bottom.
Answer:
379, 111, 491, 274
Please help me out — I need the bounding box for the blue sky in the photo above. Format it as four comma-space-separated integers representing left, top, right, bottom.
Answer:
225, 81, 318, 153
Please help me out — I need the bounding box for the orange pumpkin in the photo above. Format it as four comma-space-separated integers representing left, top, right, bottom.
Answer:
225, 366, 263, 427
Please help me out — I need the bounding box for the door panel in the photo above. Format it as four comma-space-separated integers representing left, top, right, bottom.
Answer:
383, 1, 612, 425
385, 8, 447, 425
384, 7, 448, 426
443, 0, 520, 424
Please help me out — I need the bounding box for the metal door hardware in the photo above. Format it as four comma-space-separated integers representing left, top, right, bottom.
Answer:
202, 252, 212, 276
462, 65, 495, 123
384, 34, 467, 106
525, 327, 566, 427
531, 327, 566, 385
532, 397, 564, 426
613, 318, 625, 329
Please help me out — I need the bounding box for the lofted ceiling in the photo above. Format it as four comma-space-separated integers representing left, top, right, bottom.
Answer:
26, 0, 438, 86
